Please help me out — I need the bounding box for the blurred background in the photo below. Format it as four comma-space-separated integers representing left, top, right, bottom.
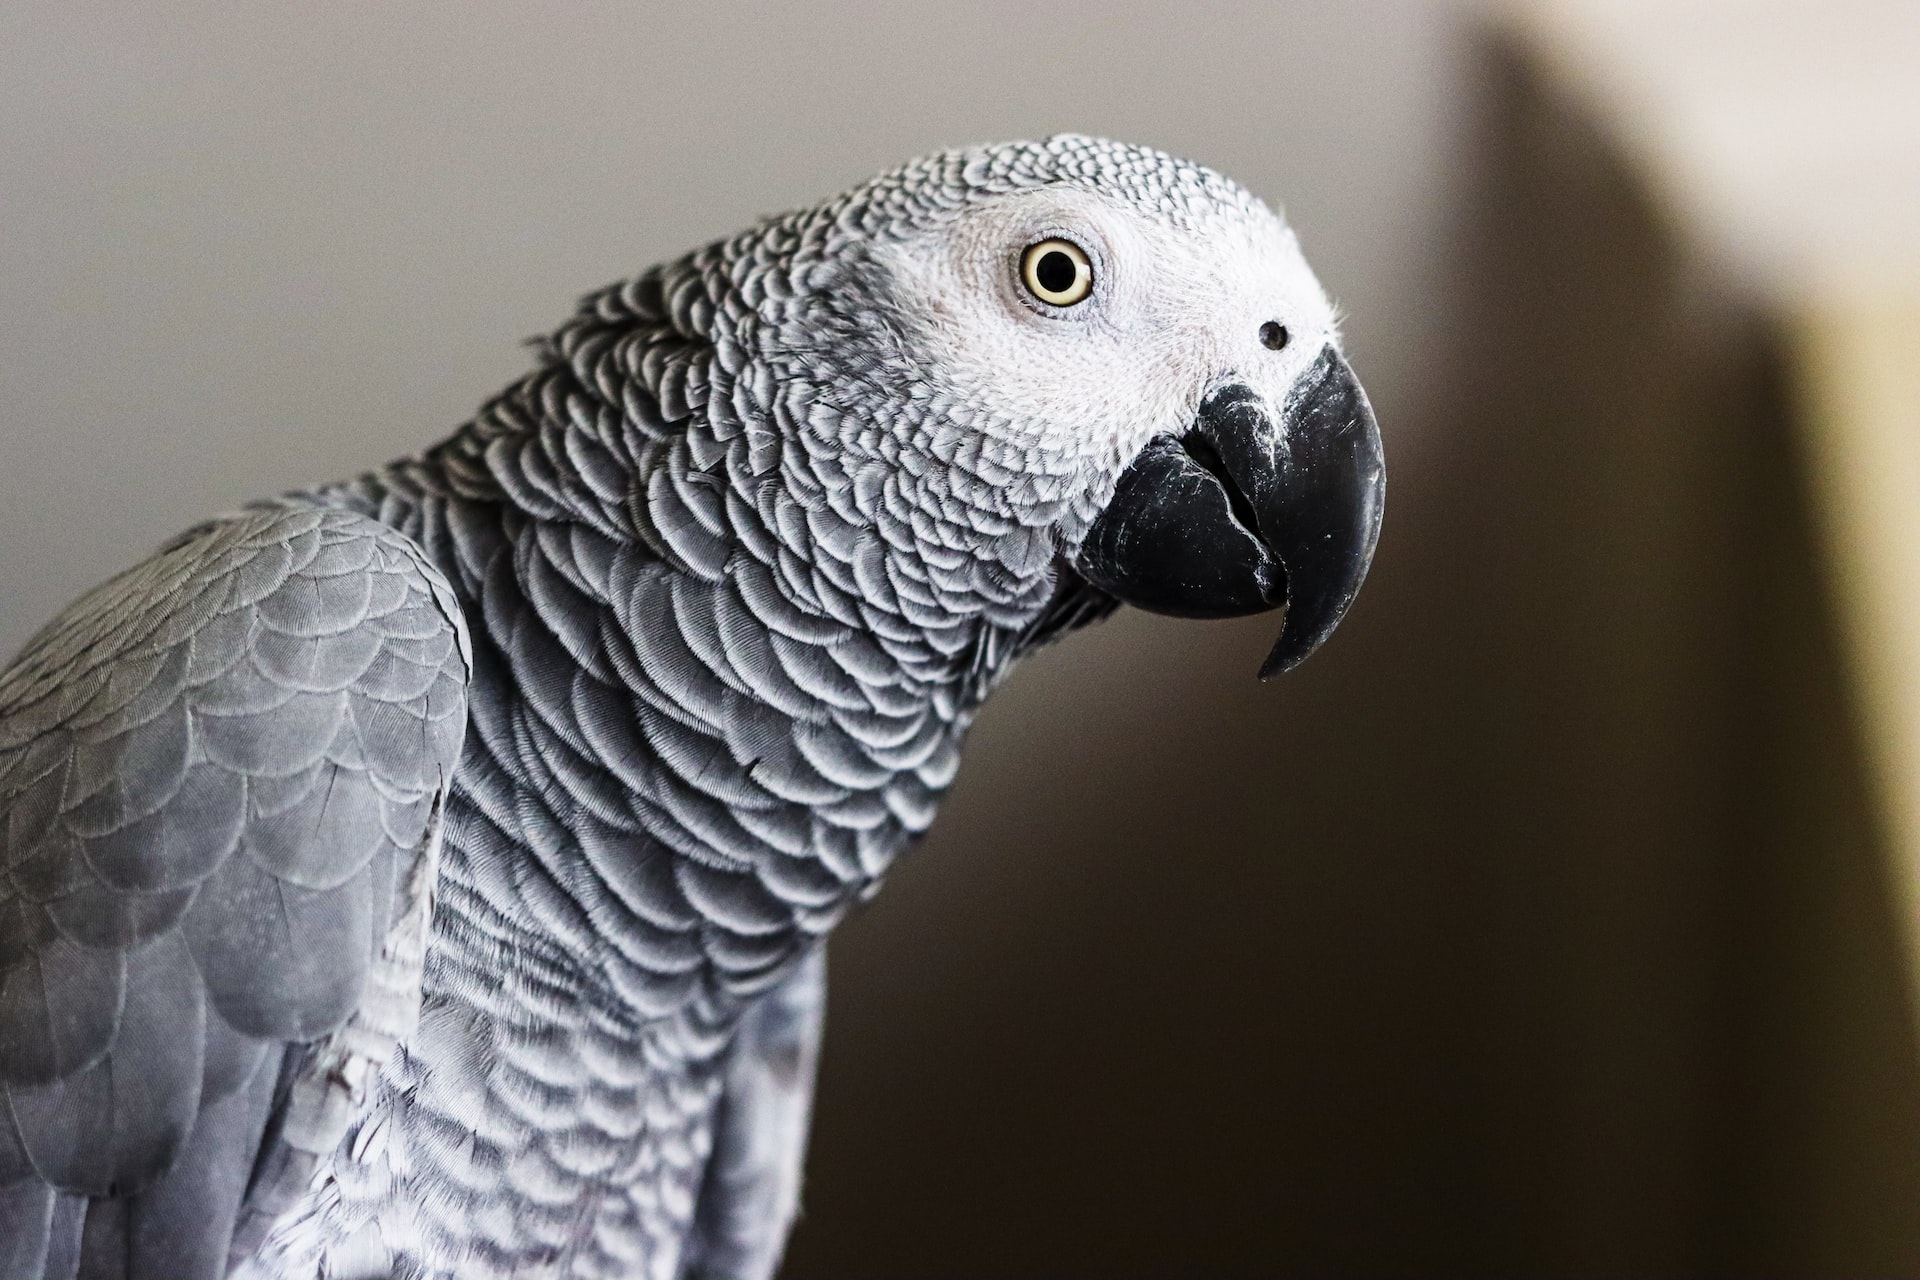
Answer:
3, 1, 1918, 1273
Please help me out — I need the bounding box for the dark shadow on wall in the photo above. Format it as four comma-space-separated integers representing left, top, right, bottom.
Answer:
782, 26, 1920, 1278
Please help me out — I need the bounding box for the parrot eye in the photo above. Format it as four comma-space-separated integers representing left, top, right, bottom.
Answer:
1020, 238, 1094, 307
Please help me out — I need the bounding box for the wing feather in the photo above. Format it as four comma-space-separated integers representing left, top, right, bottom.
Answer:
0, 505, 471, 1275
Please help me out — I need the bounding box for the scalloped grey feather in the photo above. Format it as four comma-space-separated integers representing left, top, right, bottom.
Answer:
0, 134, 1382, 1279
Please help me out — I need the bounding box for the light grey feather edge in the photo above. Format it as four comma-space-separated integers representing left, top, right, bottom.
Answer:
225, 785, 447, 1272
680, 945, 827, 1280
0, 505, 471, 1279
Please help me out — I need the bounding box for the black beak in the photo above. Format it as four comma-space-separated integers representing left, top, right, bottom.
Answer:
1072, 347, 1385, 679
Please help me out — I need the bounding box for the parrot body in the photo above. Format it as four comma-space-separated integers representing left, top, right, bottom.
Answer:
0, 137, 1383, 1278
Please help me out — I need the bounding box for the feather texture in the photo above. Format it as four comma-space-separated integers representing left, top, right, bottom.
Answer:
1, 135, 1283, 1279
0, 508, 470, 1275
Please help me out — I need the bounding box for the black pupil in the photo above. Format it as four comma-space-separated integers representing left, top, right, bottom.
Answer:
1035, 249, 1078, 295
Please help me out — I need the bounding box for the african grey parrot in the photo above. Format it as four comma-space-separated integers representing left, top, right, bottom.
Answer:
0, 135, 1383, 1279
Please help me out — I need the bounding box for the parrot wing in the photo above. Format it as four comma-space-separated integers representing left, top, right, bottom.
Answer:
683, 944, 827, 1280
0, 505, 470, 1279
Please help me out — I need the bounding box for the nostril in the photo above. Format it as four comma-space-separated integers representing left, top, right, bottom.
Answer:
1259, 321, 1289, 351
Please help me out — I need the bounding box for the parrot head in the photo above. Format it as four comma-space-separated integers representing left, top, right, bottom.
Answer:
648, 135, 1384, 679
